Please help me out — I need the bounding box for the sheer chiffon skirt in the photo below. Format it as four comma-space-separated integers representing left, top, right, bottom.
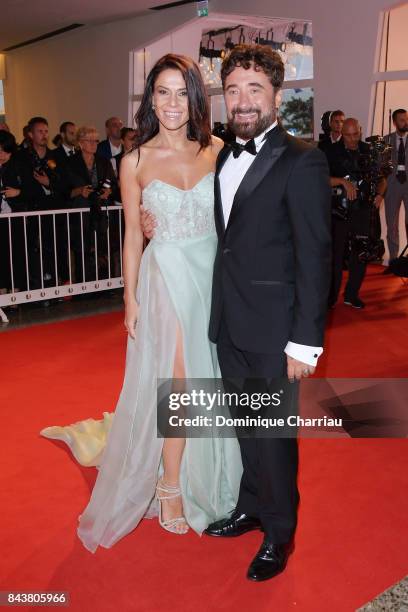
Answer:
77, 234, 242, 552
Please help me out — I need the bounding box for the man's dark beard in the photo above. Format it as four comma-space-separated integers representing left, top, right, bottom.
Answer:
228, 108, 275, 140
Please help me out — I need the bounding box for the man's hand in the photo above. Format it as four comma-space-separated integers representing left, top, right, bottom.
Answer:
3, 187, 20, 198
287, 355, 315, 381
99, 187, 112, 201
374, 194, 384, 209
33, 170, 50, 187
140, 205, 156, 239
341, 178, 357, 201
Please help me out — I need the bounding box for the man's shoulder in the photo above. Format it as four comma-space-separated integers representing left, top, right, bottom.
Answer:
284, 133, 327, 164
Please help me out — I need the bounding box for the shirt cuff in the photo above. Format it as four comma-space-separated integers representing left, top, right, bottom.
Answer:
284, 342, 323, 367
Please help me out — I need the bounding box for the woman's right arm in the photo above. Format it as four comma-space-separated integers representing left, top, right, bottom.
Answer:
120, 151, 144, 339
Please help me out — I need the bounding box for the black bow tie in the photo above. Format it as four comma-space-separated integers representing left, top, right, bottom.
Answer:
231, 138, 257, 158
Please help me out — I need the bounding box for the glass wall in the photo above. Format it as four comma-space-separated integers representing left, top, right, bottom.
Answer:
371, 3, 408, 135
130, 14, 314, 138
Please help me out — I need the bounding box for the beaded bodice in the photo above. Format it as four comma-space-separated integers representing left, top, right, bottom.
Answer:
141, 173, 216, 242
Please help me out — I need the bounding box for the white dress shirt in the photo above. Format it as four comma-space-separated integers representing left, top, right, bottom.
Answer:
62, 144, 75, 156
330, 133, 342, 144
109, 141, 122, 157
219, 121, 323, 367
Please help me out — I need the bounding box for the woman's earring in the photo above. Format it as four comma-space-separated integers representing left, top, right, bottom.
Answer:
152, 104, 155, 110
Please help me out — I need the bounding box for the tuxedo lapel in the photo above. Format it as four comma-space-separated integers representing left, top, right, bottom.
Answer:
226, 126, 288, 231
214, 145, 231, 234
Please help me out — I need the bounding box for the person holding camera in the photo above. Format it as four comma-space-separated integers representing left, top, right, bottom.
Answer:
16, 116, 65, 290
326, 118, 386, 309
383, 109, 408, 267
66, 126, 118, 282
0, 130, 27, 294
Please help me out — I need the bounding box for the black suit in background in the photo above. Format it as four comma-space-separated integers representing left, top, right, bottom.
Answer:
209, 124, 332, 544
65, 153, 119, 282
318, 135, 343, 157
96, 139, 123, 161
52, 145, 76, 169
0, 155, 27, 290
16, 147, 65, 288
52, 145, 77, 283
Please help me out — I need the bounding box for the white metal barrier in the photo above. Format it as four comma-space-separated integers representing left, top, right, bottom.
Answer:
0, 205, 124, 323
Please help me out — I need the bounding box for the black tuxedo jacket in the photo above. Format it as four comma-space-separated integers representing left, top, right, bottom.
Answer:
209, 124, 332, 354
52, 145, 76, 169
97, 139, 123, 161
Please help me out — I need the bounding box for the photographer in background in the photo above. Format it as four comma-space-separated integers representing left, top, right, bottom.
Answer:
326, 118, 386, 309
0, 130, 26, 293
66, 126, 118, 282
383, 109, 408, 268
318, 110, 345, 156
17, 116, 65, 289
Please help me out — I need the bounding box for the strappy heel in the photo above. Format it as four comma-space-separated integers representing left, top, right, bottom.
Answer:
155, 477, 189, 535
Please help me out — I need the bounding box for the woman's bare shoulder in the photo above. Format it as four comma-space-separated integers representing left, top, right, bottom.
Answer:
210, 135, 226, 155
120, 144, 155, 174
211, 136, 225, 154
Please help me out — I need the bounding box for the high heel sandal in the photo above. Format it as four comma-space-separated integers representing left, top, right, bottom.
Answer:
155, 478, 189, 535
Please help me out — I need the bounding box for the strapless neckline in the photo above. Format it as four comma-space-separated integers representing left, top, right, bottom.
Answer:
142, 172, 214, 194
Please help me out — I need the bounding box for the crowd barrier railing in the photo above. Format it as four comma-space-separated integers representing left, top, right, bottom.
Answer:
0, 205, 124, 323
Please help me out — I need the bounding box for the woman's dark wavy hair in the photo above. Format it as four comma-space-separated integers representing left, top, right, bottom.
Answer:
0, 129, 17, 154
134, 54, 211, 151
221, 44, 285, 90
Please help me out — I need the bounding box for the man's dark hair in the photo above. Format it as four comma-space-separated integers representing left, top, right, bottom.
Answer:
0, 129, 17, 154
59, 121, 75, 134
330, 110, 345, 121
27, 116, 48, 131
221, 44, 285, 90
392, 108, 407, 122
120, 127, 135, 139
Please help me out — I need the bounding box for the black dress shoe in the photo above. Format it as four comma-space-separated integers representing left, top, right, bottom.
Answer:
204, 511, 262, 537
247, 538, 293, 582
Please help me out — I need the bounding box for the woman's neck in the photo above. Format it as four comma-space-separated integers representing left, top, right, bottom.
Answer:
82, 151, 94, 166
156, 124, 190, 151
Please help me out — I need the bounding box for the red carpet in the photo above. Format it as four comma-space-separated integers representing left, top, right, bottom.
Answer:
1, 265, 407, 611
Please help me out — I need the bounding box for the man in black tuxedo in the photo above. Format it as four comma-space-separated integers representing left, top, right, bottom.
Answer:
53, 121, 77, 168
205, 45, 332, 581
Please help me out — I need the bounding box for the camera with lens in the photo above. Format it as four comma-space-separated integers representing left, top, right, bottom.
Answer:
348, 135, 393, 263
89, 178, 112, 234
32, 153, 57, 177
358, 136, 393, 184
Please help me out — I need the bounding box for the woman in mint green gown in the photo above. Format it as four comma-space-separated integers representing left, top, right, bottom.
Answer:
76, 54, 242, 552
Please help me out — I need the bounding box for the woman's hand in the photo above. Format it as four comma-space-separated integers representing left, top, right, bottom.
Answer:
3, 187, 20, 198
124, 298, 139, 339
140, 206, 156, 239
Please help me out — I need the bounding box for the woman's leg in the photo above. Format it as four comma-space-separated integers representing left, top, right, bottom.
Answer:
160, 324, 188, 532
